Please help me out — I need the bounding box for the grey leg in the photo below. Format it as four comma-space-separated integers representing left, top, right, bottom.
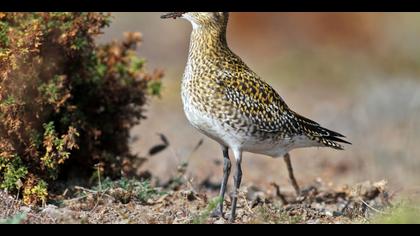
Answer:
211, 146, 231, 218
283, 153, 300, 196
229, 149, 242, 223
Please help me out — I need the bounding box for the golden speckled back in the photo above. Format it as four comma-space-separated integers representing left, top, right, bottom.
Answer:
181, 12, 349, 151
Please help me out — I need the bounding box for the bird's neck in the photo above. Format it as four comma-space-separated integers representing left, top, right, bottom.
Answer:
187, 25, 230, 61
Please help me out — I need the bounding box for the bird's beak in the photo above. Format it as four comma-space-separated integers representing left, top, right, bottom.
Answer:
160, 12, 186, 19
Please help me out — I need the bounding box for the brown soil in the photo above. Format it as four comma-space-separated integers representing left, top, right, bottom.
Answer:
0, 177, 390, 224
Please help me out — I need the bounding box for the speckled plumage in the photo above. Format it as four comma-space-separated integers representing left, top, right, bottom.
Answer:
180, 12, 349, 158
162, 12, 350, 222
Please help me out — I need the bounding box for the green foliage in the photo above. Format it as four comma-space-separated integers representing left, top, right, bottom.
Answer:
129, 56, 145, 74
0, 20, 9, 47
0, 96, 16, 106
23, 180, 48, 205
136, 180, 161, 203
0, 156, 28, 191
191, 197, 222, 224
148, 80, 163, 97
0, 212, 27, 224
0, 13, 163, 204
98, 177, 162, 204
94, 178, 165, 204
372, 201, 420, 224
41, 122, 78, 179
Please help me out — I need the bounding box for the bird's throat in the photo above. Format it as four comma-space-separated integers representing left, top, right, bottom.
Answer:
188, 26, 229, 60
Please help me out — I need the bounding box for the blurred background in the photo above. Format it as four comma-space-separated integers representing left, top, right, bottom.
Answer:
98, 13, 420, 196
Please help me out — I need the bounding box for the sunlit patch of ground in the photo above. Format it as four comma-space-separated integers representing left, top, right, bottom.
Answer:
1, 173, 399, 224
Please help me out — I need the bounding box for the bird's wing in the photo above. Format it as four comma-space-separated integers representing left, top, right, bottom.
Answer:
216, 69, 297, 134
216, 70, 350, 149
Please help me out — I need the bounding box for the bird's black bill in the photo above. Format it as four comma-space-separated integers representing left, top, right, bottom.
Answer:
160, 12, 186, 19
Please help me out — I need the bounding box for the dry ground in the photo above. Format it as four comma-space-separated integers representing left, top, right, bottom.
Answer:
0, 172, 392, 224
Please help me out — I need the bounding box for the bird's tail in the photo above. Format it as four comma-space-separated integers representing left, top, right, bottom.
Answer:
293, 112, 351, 150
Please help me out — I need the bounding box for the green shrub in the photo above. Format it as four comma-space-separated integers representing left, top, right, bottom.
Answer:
0, 156, 27, 191
0, 13, 163, 204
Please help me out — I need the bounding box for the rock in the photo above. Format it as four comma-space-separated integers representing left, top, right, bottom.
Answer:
307, 219, 320, 224
19, 206, 31, 213
42, 205, 63, 218
214, 218, 226, 224
324, 211, 333, 217
182, 190, 197, 201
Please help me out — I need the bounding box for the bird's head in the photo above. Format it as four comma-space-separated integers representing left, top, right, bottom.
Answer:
161, 12, 229, 29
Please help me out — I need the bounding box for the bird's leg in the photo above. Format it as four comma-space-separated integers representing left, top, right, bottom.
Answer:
229, 150, 242, 223
211, 146, 231, 218
283, 153, 300, 196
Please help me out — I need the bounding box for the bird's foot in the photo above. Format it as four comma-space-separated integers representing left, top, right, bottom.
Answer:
210, 207, 224, 218
226, 208, 236, 223
228, 215, 236, 223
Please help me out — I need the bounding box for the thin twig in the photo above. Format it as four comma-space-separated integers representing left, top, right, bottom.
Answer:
360, 199, 387, 215
5, 190, 20, 217
63, 195, 89, 202
90, 188, 110, 213
98, 168, 102, 191
74, 186, 97, 193
186, 177, 199, 197
74, 186, 112, 198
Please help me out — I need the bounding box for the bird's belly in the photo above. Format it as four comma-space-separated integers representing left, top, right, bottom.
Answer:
182, 102, 231, 146
183, 101, 292, 156
240, 137, 293, 158
182, 97, 311, 157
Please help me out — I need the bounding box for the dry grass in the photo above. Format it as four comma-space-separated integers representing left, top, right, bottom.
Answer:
0, 174, 393, 224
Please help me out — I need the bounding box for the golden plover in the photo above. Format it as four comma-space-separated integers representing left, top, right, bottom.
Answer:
161, 12, 350, 222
